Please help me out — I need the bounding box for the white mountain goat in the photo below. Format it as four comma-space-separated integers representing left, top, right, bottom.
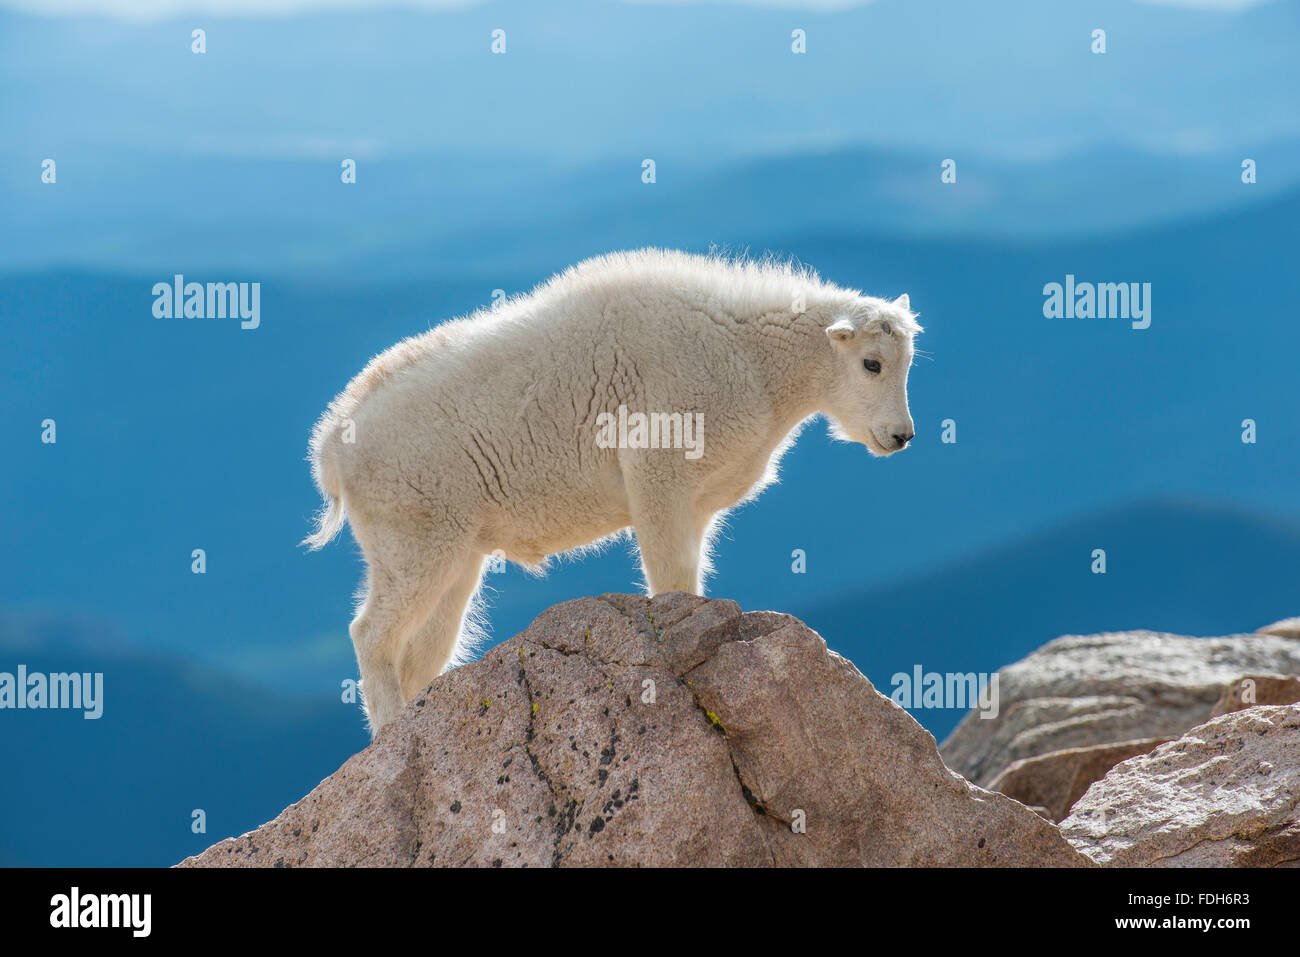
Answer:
305, 249, 921, 733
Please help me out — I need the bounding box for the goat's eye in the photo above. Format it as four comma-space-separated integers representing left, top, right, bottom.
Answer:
863, 359, 881, 374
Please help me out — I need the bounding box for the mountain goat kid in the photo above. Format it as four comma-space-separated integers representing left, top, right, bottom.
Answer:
305, 249, 921, 734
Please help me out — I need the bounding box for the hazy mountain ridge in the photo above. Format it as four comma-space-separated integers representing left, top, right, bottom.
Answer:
7, 143, 1300, 279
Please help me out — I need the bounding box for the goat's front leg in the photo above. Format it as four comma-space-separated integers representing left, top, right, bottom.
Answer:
625, 478, 706, 594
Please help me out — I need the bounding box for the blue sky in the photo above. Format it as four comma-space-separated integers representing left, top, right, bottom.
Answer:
2, 0, 1282, 15
3, 0, 1297, 166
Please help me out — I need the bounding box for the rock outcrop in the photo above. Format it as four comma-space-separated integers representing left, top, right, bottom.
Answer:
181, 593, 1087, 868
940, 630, 1300, 789
987, 737, 1173, 823
1060, 704, 1300, 867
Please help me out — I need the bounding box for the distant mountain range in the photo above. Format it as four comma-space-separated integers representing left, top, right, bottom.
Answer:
7, 142, 1300, 279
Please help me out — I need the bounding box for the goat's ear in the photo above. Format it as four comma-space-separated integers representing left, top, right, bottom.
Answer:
894, 293, 911, 312
826, 317, 856, 345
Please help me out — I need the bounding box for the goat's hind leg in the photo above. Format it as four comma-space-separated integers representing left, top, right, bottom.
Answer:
397, 553, 487, 702
349, 529, 471, 735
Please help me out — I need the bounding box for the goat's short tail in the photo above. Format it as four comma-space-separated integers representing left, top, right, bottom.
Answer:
302, 415, 347, 550
303, 492, 345, 550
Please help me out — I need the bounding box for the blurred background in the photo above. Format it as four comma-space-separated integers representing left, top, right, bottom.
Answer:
1, 0, 1297, 865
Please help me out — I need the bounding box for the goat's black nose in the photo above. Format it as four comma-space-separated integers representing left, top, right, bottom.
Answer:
892, 431, 914, 449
